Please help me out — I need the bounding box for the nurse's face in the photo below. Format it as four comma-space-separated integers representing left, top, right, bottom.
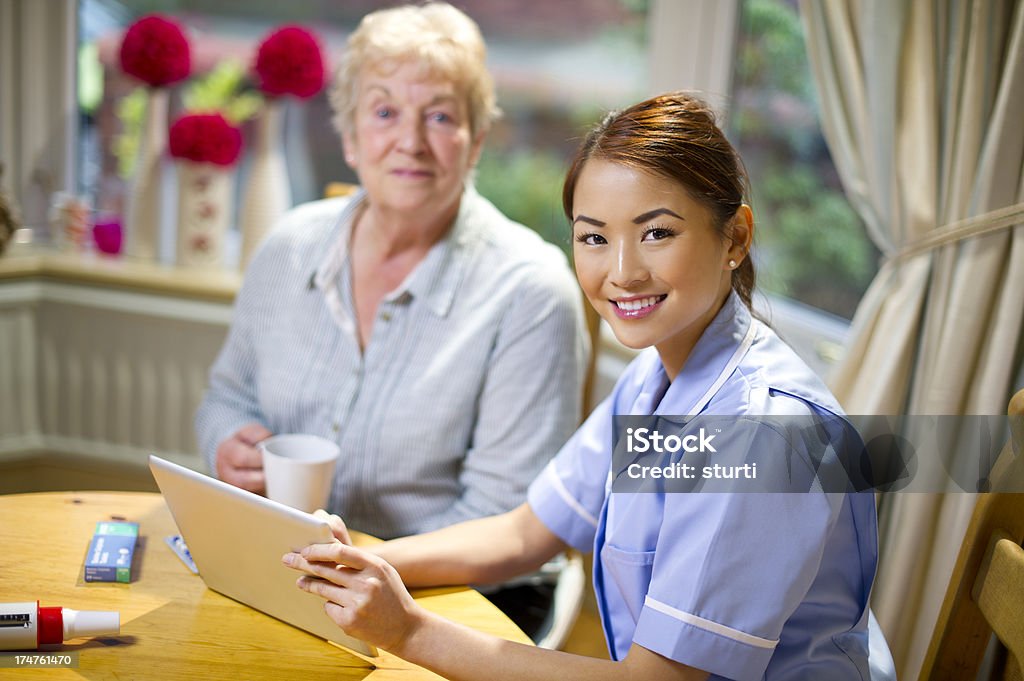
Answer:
571, 159, 743, 379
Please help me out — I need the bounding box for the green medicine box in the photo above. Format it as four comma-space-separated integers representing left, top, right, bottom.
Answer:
84, 521, 138, 583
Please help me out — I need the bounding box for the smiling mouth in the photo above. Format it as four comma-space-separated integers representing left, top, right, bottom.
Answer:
611, 295, 667, 319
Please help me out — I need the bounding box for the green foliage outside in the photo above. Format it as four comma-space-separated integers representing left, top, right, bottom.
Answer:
731, 0, 877, 318
753, 166, 874, 314
474, 0, 648, 264
182, 60, 263, 124
475, 148, 572, 254
78, 41, 104, 115
473, 104, 632, 263
114, 89, 147, 179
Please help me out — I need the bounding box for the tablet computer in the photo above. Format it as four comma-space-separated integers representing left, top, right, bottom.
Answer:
148, 454, 377, 657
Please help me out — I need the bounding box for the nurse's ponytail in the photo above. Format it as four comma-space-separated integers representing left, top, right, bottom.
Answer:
563, 92, 756, 312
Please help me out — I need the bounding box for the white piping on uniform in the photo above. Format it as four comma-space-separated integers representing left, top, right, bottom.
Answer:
688, 320, 757, 415
644, 596, 779, 650
547, 465, 599, 528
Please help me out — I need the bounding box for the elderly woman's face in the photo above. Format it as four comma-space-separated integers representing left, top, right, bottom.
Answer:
343, 60, 482, 223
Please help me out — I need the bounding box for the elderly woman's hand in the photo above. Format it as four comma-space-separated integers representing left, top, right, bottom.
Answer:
215, 423, 272, 493
282, 542, 425, 653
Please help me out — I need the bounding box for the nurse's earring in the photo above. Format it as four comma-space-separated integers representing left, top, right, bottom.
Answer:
728, 259, 737, 269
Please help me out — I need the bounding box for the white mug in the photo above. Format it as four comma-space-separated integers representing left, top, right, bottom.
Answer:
258, 434, 340, 513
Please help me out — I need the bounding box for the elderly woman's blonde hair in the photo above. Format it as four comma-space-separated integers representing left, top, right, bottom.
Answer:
330, 2, 500, 138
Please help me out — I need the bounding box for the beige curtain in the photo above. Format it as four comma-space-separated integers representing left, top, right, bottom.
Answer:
0, 1, 77, 229
800, 1, 1024, 679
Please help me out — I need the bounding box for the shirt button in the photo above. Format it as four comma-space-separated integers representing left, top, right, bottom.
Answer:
380, 311, 392, 322
332, 422, 340, 433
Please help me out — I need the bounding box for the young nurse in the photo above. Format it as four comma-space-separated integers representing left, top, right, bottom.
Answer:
283, 92, 881, 681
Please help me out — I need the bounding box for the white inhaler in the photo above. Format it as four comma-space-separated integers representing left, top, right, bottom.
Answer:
0, 601, 119, 650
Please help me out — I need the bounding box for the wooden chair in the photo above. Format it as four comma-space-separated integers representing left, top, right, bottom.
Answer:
324, 181, 359, 199
919, 388, 1024, 681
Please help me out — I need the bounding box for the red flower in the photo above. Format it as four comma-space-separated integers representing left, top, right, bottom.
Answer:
168, 113, 243, 166
190, 234, 211, 252
253, 26, 328, 99
119, 14, 191, 87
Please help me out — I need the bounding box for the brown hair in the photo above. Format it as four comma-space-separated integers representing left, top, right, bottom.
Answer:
562, 91, 756, 310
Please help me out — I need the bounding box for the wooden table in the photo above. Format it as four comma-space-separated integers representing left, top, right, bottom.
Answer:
0, 492, 531, 679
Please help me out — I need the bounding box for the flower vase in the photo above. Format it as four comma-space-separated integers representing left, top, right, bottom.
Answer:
175, 161, 233, 268
239, 100, 291, 269
125, 88, 169, 261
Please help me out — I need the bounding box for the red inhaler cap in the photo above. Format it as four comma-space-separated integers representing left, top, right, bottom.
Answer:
37, 604, 63, 645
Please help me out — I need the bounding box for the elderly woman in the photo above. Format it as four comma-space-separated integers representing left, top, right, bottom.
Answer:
195, 2, 587, 541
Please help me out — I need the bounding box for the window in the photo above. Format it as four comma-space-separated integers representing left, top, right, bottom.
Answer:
730, 0, 879, 320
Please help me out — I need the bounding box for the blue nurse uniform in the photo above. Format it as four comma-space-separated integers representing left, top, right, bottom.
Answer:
528, 292, 878, 680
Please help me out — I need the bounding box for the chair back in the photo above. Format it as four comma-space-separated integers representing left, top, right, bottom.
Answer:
324, 182, 358, 199
919, 389, 1024, 681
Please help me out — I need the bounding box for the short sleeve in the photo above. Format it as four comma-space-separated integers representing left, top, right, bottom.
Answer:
628, 426, 846, 681
527, 395, 615, 552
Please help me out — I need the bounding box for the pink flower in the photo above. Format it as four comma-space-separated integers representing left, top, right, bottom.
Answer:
168, 113, 243, 166
253, 26, 328, 99
119, 14, 191, 87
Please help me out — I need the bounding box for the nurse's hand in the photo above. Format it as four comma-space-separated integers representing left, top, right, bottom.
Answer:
312, 509, 352, 545
282, 542, 423, 653
215, 423, 272, 493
